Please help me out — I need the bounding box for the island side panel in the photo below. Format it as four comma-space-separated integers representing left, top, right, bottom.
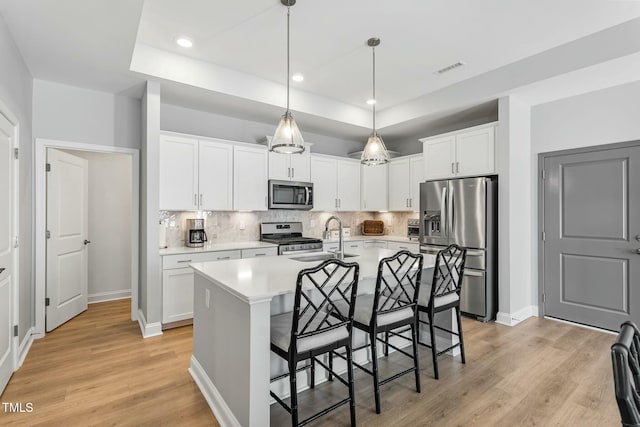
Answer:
193, 273, 271, 427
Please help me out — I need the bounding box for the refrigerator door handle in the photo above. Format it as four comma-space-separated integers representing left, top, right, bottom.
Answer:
448, 185, 454, 237
441, 186, 447, 236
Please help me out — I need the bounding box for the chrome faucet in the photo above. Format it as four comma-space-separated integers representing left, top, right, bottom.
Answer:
324, 215, 344, 260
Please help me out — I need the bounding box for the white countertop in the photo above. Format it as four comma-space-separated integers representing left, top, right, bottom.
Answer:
159, 241, 277, 256
190, 248, 436, 304
323, 235, 419, 244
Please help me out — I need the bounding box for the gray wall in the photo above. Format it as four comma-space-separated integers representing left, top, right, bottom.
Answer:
530, 81, 640, 311
161, 103, 363, 157
0, 15, 33, 345
33, 79, 141, 149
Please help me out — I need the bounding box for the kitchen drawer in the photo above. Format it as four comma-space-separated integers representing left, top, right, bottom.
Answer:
343, 241, 364, 252
162, 250, 241, 270
387, 241, 419, 253
364, 240, 387, 249
242, 247, 278, 258
324, 242, 340, 252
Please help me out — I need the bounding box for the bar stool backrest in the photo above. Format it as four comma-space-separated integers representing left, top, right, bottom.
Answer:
612, 321, 640, 427
373, 250, 424, 323
290, 259, 359, 354
429, 244, 466, 305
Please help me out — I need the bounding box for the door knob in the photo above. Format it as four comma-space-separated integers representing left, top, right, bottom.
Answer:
84, 240, 91, 245
634, 248, 640, 255
636, 235, 640, 242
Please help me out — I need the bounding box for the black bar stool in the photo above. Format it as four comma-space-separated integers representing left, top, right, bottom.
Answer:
611, 321, 640, 427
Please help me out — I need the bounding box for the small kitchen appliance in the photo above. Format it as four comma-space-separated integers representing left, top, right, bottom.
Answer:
186, 218, 207, 248
407, 219, 419, 240
260, 222, 323, 255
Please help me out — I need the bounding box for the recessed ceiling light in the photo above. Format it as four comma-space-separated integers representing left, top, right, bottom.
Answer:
292, 73, 304, 82
367, 99, 376, 105
176, 37, 193, 48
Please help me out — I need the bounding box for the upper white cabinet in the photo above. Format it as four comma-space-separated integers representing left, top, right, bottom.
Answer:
234, 144, 268, 211
160, 134, 233, 211
311, 155, 360, 211
388, 154, 424, 212
267, 139, 311, 182
361, 163, 388, 211
421, 123, 496, 180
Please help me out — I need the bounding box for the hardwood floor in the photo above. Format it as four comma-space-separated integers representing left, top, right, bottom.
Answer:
1, 299, 618, 426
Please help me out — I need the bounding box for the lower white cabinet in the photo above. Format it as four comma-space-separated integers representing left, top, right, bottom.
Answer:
324, 240, 364, 253
162, 249, 252, 326
364, 240, 388, 249
387, 241, 419, 253
241, 247, 278, 258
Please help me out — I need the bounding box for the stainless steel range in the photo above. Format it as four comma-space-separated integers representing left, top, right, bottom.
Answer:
260, 222, 323, 255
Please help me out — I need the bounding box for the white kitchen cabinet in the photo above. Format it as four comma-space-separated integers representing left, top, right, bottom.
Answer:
159, 134, 199, 210
361, 163, 388, 211
267, 140, 311, 182
343, 240, 364, 253
311, 155, 360, 211
241, 247, 278, 258
323, 242, 340, 252
234, 144, 268, 211
159, 133, 233, 211
364, 240, 388, 249
162, 249, 242, 326
388, 155, 424, 212
387, 241, 419, 254
421, 123, 496, 180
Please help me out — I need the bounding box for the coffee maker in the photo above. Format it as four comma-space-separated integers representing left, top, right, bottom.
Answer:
186, 218, 207, 248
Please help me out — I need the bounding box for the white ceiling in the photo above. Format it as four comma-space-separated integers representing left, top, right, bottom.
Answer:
1, 0, 640, 143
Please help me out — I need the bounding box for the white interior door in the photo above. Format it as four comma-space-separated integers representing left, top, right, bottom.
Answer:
0, 113, 15, 393
46, 149, 89, 332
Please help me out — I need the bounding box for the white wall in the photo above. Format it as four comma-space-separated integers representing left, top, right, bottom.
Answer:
0, 15, 33, 345
33, 79, 141, 149
530, 80, 640, 314
161, 103, 363, 157
62, 150, 132, 302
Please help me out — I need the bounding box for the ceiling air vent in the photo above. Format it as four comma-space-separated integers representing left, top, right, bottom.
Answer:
434, 61, 465, 75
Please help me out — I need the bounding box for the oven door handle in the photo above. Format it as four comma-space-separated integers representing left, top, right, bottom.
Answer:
305, 187, 310, 206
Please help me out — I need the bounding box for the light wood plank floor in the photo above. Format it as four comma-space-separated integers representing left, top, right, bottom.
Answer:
0, 299, 619, 426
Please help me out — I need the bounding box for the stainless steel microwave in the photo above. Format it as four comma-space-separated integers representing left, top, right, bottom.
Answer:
268, 180, 313, 210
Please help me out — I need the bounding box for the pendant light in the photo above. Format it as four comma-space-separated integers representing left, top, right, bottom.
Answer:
361, 37, 390, 166
271, 0, 305, 154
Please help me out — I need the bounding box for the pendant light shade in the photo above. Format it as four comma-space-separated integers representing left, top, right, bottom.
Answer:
270, 0, 305, 154
361, 37, 390, 166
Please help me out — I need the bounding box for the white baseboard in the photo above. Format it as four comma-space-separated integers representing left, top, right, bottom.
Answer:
496, 305, 539, 327
88, 290, 131, 304
137, 309, 162, 338
17, 327, 34, 368
189, 356, 241, 427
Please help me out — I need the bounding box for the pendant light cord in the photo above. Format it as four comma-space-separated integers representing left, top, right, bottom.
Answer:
286, 5, 291, 114
372, 44, 376, 134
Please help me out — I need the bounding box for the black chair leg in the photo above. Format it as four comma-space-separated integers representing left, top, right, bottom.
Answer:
310, 357, 315, 389
289, 360, 299, 426
328, 351, 334, 381
456, 306, 466, 364
370, 330, 381, 414
411, 322, 421, 393
345, 345, 356, 427
428, 311, 439, 380
384, 330, 389, 357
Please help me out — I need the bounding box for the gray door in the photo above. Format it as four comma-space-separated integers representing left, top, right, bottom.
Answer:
543, 145, 640, 331
449, 177, 487, 249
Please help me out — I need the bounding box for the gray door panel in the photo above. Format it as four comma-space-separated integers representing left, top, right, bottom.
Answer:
543, 146, 640, 331
450, 177, 487, 248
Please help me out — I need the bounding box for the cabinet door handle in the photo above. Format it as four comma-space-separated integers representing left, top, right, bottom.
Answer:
292, 167, 294, 178
399, 246, 408, 249
217, 256, 231, 260
456, 162, 460, 173
451, 163, 455, 174
338, 199, 341, 208
255, 253, 266, 257
199, 194, 203, 206
177, 260, 193, 263
287, 167, 291, 178
409, 198, 412, 208
194, 193, 198, 206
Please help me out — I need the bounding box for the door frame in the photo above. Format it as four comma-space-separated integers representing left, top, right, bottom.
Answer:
0, 100, 20, 373
34, 138, 140, 337
538, 139, 640, 319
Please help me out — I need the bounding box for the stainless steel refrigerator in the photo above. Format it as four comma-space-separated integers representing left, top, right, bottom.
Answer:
419, 176, 498, 321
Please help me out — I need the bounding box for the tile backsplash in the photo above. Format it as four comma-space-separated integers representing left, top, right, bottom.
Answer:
160, 210, 419, 248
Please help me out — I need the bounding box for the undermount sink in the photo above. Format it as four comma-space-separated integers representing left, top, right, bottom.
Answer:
290, 253, 359, 262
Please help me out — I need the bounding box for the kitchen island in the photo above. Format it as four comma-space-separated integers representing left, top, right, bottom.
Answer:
189, 248, 437, 427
